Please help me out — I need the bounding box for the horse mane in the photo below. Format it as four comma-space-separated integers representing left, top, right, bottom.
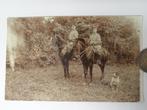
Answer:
77, 38, 86, 43
77, 38, 87, 48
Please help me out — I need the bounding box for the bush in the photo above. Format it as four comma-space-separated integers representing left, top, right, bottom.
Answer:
7, 16, 140, 67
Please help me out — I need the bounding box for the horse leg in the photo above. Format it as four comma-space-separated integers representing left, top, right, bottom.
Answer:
63, 64, 67, 78
100, 65, 104, 81
82, 64, 88, 85
63, 57, 70, 79
62, 58, 67, 78
66, 60, 70, 78
99, 62, 105, 81
89, 63, 93, 83
83, 64, 88, 79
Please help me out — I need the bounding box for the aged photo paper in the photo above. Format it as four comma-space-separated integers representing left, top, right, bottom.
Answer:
5, 16, 142, 101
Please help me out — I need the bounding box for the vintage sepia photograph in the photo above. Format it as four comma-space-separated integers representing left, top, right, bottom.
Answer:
5, 16, 141, 101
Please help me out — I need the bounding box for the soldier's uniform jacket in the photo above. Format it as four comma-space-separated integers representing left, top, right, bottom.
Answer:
68, 29, 79, 42
67, 29, 78, 52
61, 28, 79, 55
89, 32, 102, 54
90, 32, 102, 45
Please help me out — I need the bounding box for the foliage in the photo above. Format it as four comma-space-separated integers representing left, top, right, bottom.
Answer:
7, 16, 140, 67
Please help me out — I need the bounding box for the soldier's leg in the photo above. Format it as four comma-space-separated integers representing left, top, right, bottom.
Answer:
67, 42, 73, 53
61, 45, 68, 56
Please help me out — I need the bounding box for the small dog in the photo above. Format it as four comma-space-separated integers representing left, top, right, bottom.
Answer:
110, 72, 120, 91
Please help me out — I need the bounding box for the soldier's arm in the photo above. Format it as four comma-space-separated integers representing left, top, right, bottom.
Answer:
57, 36, 67, 44
89, 35, 93, 45
75, 31, 79, 39
96, 34, 102, 45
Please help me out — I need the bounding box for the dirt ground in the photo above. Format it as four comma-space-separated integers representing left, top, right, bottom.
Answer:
5, 62, 140, 102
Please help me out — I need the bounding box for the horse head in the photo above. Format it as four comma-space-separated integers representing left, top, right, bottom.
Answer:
49, 35, 66, 53
76, 38, 87, 51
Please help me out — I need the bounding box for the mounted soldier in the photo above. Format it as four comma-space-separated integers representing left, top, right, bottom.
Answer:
61, 25, 79, 56
77, 25, 109, 82
51, 24, 79, 78
89, 26, 102, 57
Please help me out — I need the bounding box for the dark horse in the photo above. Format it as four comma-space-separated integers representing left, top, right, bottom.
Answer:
76, 38, 109, 82
50, 35, 74, 78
